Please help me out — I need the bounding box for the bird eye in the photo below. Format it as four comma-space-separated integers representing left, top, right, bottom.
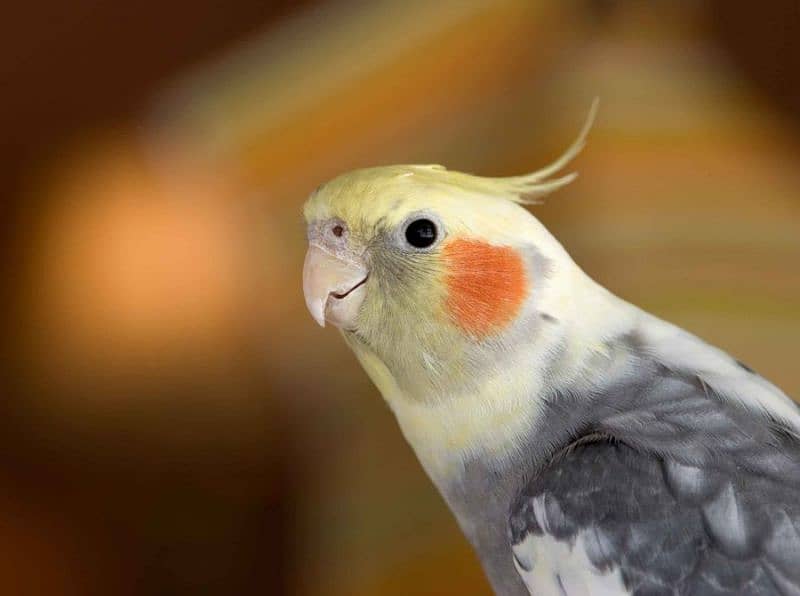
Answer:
404, 218, 437, 249
332, 224, 344, 237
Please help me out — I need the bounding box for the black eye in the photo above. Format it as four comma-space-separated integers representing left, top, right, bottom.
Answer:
404, 218, 438, 248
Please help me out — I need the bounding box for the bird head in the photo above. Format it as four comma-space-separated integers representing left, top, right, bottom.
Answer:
302, 103, 597, 404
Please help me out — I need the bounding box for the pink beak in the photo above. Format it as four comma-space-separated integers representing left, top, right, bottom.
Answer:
302, 244, 368, 329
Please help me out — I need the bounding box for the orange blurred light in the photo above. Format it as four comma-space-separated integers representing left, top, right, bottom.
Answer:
27, 138, 277, 385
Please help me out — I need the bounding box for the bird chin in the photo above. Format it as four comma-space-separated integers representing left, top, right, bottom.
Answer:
324, 283, 366, 330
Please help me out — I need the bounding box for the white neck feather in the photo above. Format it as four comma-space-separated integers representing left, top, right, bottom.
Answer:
347, 261, 800, 489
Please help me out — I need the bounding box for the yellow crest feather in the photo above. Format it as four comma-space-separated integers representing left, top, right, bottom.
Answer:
406, 97, 599, 205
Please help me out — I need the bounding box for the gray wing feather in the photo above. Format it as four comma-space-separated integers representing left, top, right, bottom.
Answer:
510, 437, 800, 595
508, 351, 800, 596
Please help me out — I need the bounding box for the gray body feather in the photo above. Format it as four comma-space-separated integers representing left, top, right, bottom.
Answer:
443, 330, 800, 595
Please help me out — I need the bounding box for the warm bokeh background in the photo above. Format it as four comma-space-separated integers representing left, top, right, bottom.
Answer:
4, 1, 800, 594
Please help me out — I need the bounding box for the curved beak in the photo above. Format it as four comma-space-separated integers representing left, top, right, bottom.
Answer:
302, 244, 368, 329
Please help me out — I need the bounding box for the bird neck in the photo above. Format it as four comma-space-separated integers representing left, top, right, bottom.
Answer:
344, 266, 636, 488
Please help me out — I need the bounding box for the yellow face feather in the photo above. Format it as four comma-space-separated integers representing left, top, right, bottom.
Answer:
305, 165, 549, 397
301, 103, 598, 478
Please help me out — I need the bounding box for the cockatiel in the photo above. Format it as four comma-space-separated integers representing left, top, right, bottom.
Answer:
301, 106, 800, 595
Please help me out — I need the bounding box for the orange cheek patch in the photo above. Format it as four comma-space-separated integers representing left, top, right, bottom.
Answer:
442, 238, 528, 337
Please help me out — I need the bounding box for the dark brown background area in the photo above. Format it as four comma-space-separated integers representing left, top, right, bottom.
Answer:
2, 1, 308, 187
3, 0, 800, 193
3, 1, 800, 595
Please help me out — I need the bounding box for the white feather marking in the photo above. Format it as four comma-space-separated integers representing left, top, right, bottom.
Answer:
512, 531, 629, 596
532, 495, 551, 534
702, 482, 751, 556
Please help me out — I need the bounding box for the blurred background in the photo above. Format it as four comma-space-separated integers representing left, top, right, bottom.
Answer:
3, 0, 800, 594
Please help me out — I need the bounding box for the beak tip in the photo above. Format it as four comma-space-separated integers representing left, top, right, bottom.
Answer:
305, 298, 327, 328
